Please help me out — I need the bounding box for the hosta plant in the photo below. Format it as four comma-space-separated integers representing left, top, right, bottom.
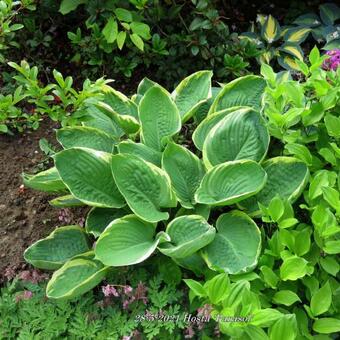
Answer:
23, 71, 309, 304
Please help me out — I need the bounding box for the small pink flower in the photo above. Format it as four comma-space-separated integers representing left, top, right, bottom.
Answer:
184, 325, 195, 339
102, 284, 119, 297
124, 285, 133, 294
322, 49, 340, 71
15, 290, 33, 302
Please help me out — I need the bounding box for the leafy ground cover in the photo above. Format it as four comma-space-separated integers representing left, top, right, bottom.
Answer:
0, 1, 339, 339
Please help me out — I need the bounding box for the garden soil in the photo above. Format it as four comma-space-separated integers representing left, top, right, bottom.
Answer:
0, 121, 84, 283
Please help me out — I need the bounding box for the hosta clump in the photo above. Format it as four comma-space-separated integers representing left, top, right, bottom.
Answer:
23, 70, 309, 302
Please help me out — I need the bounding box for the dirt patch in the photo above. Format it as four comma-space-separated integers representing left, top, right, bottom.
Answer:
0, 121, 85, 283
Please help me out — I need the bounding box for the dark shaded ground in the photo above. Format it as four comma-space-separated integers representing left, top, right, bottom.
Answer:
0, 121, 84, 283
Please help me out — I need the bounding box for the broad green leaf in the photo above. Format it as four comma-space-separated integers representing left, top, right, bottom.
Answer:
117, 140, 162, 167
251, 309, 283, 327
158, 215, 215, 258
261, 15, 281, 43
111, 153, 176, 222
201, 211, 261, 274
49, 194, 84, 207
320, 256, 339, 276
114, 8, 132, 22
260, 266, 279, 288
55, 148, 125, 208
95, 215, 169, 266
240, 157, 309, 215
195, 160, 267, 206
204, 273, 230, 304
137, 77, 157, 97
313, 318, 340, 334
46, 252, 108, 300
280, 256, 308, 281
173, 252, 207, 276
56, 126, 116, 152
85, 207, 126, 237
172, 70, 212, 123
277, 56, 300, 71
183, 279, 206, 297
269, 314, 297, 340
59, 0, 86, 14
209, 75, 266, 113
195, 86, 221, 122
162, 143, 205, 208
116, 31, 126, 49
311, 281, 332, 316
272, 290, 301, 306
24, 226, 90, 270
139, 85, 181, 151
324, 114, 340, 138
192, 106, 247, 150
22, 167, 66, 192
130, 22, 151, 39
203, 108, 269, 168
102, 17, 118, 43
96, 101, 139, 135
320, 3, 340, 25
175, 204, 210, 220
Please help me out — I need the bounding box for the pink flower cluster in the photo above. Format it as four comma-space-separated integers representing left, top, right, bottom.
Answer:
101, 281, 148, 310
322, 49, 340, 71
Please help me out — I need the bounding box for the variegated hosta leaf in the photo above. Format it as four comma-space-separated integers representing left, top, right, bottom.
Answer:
201, 211, 261, 274
56, 126, 117, 153
46, 252, 108, 300
209, 75, 266, 114
49, 194, 84, 207
261, 15, 281, 43
172, 70, 212, 123
158, 215, 216, 258
280, 43, 304, 61
162, 142, 205, 208
117, 140, 162, 167
203, 108, 269, 168
239, 157, 309, 215
176, 204, 211, 220
85, 207, 126, 237
134, 77, 157, 104
95, 101, 140, 135
22, 167, 66, 193
111, 153, 176, 222
173, 252, 207, 276
192, 106, 248, 151
293, 13, 320, 27
55, 148, 125, 208
24, 226, 90, 270
95, 215, 169, 266
194, 86, 222, 123
139, 85, 181, 151
195, 160, 267, 206
284, 27, 311, 44
320, 3, 340, 26
278, 55, 300, 70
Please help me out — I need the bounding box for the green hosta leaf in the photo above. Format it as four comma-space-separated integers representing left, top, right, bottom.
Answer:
284, 27, 311, 44
137, 77, 156, 97
102, 17, 118, 43
162, 143, 205, 208
96, 101, 139, 135
117, 140, 162, 166
240, 157, 309, 215
195, 160, 267, 206
192, 106, 247, 150
201, 211, 261, 274
203, 108, 269, 168
320, 3, 340, 25
46, 252, 107, 300
195, 86, 221, 122
176, 204, 211, 220
261, 15, 281, 43
22, 167, 66, 193
209, 75, 266, 113
173, 253, 207, 276
158, 215, 215, 258
24, 226, 90, 270
55, 148, 125, 208
269, 314, 297, 340
172, 70, 212, 123
280, 43, 304, 61
280, 256, 308, 281
95, 215, 169, 266
111, 154, 176, 222
313, 318, 340, 334
139, 85, 181, 151
49, 194, 84, 207
311, 281, 332, 316
85, 207, 126, 237
56, 126, 116, 152
272, 290, 301, 306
